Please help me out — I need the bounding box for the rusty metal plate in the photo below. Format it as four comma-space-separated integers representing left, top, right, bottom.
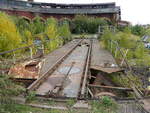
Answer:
9, 60, 41, 79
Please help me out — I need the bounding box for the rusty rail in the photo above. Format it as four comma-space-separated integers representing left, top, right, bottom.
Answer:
27, 39, 82, 92
80, 39, 92, 97
53, 62, 75, 94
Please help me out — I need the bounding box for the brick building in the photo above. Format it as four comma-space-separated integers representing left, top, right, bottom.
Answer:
0, 0, 121, 22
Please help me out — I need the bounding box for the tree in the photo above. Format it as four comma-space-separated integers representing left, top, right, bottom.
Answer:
44, 18, 62, 53
32, 16, 45, 34
45, 18, 59, 39
71, 15, 110, 34
0, 12, 22, 52
131, 25, 145, 36
58, 23, 71, 44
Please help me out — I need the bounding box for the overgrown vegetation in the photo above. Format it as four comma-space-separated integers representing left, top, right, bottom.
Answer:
0, 74, 25, 113
0, 13, 112, 58
101, 27, 150, 67
71, 15, 110, 34
26, 91, 36, 103
91, 96, 118, 113
109, 72, 142, 92
66, 99, 76, 107
118, 25, 146, 36
131, 25, 146, 36
0, 12, 22, 53
0, 12, 71, 58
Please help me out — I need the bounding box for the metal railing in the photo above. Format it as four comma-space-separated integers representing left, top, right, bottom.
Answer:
0, 38, 63, 66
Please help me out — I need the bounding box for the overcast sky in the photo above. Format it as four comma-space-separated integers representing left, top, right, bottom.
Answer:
33, 0, 150, 25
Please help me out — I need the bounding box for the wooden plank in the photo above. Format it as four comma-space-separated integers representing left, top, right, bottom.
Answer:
88, 84, 133, 91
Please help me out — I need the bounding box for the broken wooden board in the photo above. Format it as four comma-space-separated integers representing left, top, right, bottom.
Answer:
90, 65, 122, 74
91, 39, 122, 73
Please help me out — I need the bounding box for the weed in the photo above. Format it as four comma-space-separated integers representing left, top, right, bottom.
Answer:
48, 99, 56, 105
26, 91, 36, 103
66, 99, 76, 107
91, 96, 118, 113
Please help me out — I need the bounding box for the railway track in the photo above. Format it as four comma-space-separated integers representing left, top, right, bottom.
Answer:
0, 33, 149, 112
24, 38, 150, 112
27, 39, 92, 98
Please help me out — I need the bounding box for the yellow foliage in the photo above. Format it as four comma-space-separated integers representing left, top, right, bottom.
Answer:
45, 23, 59, 39
24, 30, 33, 45
0, 12, 22, 52
44, 18, 63, 53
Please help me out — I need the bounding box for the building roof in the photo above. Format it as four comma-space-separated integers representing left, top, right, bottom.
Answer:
31, 2, 116, 8
0, 0, 120, 15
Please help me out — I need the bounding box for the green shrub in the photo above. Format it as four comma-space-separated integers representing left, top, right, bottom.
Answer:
91, 97, 118, 113
26, 91, 36, 102
101, 96, 114, 107
59, 22, 71, 44
101, 28, 150, 66
32, 16, 45, 34
45, 18, 59, 39
131, 25, 146, 36
44, 18, 63, 53
71, 15, 110, 34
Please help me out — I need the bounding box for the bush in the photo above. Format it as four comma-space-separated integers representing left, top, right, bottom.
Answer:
101, 96, 114, 107
71, 15, 110, 34
45, 18, 59, 39
15, 17, 31, 33
58, 22, 71, 44
131, 25, 146, 36
23, 29, 33, 45
44, 18, 62, 53
0, 12, 22, 52
101, 28, 149, 66
91, 97, 118, 113
26, 91, 36, 102
32, 16, 45, 34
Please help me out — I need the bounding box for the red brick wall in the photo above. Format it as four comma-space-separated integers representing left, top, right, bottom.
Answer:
0, 9, 116, 21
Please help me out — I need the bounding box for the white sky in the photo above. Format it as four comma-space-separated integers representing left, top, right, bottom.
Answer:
33, 0, 150, 25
